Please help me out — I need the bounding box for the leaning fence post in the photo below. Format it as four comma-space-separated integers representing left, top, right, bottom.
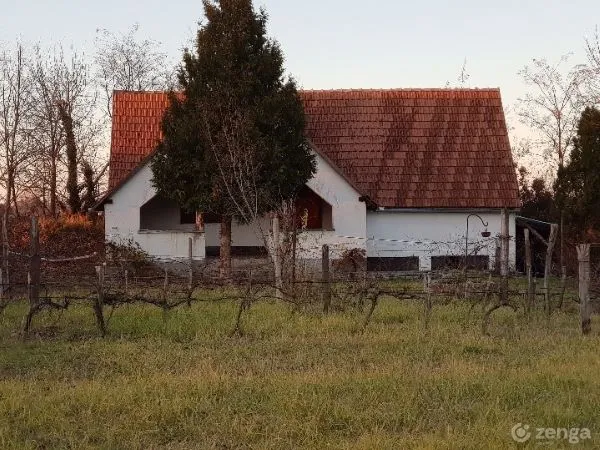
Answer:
577, 244, 591, 335
94, 264, 107, 337
544, 224, 559, 318
322, 244, 331, 313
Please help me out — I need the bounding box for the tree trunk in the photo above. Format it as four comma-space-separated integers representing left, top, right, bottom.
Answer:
56, 101, 81, 213
273, 215, 282, 300
50, 156, 57, 217
4, 168, 13, 221
82, 161, 96, 211
11, 182, 19, 217
219, 215, 232, 281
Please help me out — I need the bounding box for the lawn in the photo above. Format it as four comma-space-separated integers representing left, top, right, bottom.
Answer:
0, 295, 599, 449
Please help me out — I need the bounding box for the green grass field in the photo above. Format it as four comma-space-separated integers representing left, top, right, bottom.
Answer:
1, 295, 599, 449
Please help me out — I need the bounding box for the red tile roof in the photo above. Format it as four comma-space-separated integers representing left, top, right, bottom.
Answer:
109, 91, 170, 192
109, 88, 520, 209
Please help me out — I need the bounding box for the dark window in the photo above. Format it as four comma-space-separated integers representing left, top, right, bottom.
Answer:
367, 257, 419, 272
182, 211, 222, 226
202, 212, 221, 224
206, 246, 268, 257
431, 255, 489, 270
295, 186, 333, 230
180, 209, 196, 225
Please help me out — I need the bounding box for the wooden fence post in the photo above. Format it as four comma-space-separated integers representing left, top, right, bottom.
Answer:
577, 244, 591, 335
273, 215, 283, 300
559, 265, 567, 310
544, 224, 559, 318
187, 237, 193, 307
0, 264, 3, 308
94, 264, 107, 337
494, 242, 501, 274
2, 214, 9, 301
423, 272, 432, 328
291, 216, 298, 286
188, 237, 193, 289
0, 219, 5, 303
124, 269, 128, 298
499, 208, 509, 303
524, 229, 534, 318
322, 244, 331, 313
23, 216, 41, 335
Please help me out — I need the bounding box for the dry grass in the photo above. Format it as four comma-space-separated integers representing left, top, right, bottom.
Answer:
0, 295, 599, 449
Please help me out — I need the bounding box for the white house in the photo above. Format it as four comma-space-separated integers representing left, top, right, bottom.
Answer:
96, 89, 520, 271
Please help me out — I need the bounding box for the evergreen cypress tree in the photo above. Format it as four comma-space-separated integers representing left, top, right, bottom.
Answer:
555, 106, 600, 238
152, 0, 315, 279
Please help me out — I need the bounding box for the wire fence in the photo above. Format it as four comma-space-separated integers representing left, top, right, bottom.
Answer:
0, 217, 585, 339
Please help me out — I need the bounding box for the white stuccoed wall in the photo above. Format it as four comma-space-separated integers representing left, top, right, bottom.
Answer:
299, 152, 367, 258
366, 210, 516, 270
204, 151, 368, 258
204, 218, 271, 249
104, 155, 514, 270
104, 163, 206, 260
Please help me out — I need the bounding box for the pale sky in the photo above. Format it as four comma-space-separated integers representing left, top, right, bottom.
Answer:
1, 0, 599, 141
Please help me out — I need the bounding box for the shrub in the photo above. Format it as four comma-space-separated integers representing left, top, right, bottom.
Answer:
333, 248, 366, 275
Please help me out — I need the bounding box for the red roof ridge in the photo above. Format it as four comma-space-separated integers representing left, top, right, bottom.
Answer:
299, 87, 500, 92
113, 89, 170, 94
299, 88, 503, 100
113, 88, 502, 95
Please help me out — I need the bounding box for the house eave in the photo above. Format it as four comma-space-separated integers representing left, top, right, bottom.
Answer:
92, 152, 156, 211
372, 207, 521, 213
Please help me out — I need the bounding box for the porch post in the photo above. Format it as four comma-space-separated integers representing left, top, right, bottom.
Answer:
195, 211, 204, 232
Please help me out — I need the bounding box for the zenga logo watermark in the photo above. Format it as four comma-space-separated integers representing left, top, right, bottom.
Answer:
511, 423, 592, 445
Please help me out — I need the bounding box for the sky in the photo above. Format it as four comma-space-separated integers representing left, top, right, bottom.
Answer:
1, 0, 599, 140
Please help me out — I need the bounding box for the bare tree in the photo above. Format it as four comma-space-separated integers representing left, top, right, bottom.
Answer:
516, 54, 587, 276
28, 47, 62, 216
201, 108, 302, 285
578, 26, 600, 105
94, 24, 174, 118
28, 46, 104, 215
516, 55, 584, 174
0, 44, 33, 220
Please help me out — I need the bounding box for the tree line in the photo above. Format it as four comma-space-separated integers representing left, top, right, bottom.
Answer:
0, 25, 174, 223
519, 106, 600, 241
514, 29, 600, 248
3, 0, 600, 275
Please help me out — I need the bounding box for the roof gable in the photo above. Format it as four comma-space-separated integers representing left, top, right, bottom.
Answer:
108, 88, 520, 209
